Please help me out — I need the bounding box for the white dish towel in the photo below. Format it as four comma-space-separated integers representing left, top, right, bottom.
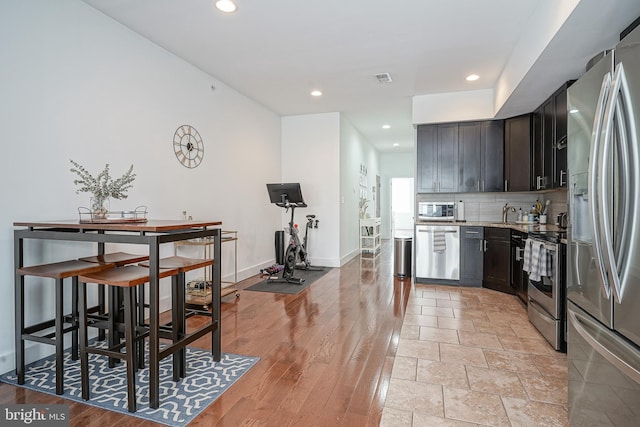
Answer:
524, 238, 552, 282
433, 231, 446, 253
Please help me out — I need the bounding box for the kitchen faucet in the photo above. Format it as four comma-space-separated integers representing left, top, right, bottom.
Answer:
502, 203, 516, 224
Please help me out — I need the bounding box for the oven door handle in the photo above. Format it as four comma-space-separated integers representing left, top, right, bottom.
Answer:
528, 297, 552, 319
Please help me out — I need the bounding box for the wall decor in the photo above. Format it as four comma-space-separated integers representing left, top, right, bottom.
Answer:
173, 125, 204, 168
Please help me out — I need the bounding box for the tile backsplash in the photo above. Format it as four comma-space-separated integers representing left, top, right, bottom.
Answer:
417, 189, 567, 223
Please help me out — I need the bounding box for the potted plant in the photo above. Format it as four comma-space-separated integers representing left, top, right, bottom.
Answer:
70, 159, 136, 219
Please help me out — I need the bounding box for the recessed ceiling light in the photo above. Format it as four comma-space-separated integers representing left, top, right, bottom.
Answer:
393, 143, 400, 147
466, 74, 480, 81
215, 0, 237, 13
310, 90, 322, 97
569, 109, 579, 114
382, 124, 391, 129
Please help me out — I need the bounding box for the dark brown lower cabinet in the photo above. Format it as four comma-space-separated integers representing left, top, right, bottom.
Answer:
460, 226, 484, 286
510, 230, 528, 304
483, 227, 514, 294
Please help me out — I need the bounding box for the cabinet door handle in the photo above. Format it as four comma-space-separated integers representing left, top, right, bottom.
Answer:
477, 182, 480, 192
480, 240, 484, 252
482, 180, 485, 192
504, 180, 508, 191
536, 176, 542, 190
560, 170, 567, 186
466, 231, 480, 234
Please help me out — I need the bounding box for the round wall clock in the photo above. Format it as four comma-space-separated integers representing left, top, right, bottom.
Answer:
173, 125, 204, 168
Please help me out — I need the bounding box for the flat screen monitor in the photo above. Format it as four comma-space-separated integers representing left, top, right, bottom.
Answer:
266, 183, 306, 207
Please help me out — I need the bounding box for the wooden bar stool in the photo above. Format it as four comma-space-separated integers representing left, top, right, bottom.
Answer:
139, 255, 213, 380
79, 252, 150, 267
79, 252, 150, 366
77, 265, 178, 413
16, 260, 115, 395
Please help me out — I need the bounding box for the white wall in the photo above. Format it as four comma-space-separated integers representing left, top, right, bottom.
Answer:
280, 113, 379, 267
494, 0, 580, 114
380, 152, 415, 239
0, 0, 282, 372
281, 113, 341, 267
412, 89, 495, 125
340, 116, 379, 264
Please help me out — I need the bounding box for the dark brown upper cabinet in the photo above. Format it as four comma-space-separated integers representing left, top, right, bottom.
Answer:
416, 123, 459, 193
459, 121, 504, 192
554, 85, 569, 187
504, 114, 532, 192
532, 82, 573, 190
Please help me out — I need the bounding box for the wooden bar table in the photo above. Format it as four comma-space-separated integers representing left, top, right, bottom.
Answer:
13, 219, 222, 409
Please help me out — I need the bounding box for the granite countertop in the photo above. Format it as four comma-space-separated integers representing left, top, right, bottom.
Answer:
415, 220, 565, 234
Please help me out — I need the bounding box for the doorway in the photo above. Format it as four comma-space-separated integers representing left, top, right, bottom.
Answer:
375, 175, 381, 218
391, 178, 414, 237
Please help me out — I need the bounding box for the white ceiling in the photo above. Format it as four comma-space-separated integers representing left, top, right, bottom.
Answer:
82, 0, 640, 152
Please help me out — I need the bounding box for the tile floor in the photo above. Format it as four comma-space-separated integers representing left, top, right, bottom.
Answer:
381, 284, 568, 427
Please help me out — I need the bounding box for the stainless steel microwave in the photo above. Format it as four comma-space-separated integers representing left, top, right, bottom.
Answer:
418, 202, 455, 221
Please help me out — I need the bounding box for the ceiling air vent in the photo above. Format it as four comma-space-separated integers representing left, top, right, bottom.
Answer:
374, 73, 392, 83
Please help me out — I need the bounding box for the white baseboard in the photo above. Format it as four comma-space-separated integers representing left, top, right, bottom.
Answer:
340, 249, 360, 266
308, 257, 340, 268
0, 349, 14, 376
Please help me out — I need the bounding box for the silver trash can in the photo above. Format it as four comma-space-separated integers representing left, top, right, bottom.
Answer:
394, 236, 412, 279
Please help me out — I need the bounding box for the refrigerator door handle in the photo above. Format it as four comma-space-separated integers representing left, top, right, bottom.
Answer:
589, 71, 612, 299
600, 63, 638, 303
568, 305, 640, 384
599, 68, 621, 302
613, 62, 638, 302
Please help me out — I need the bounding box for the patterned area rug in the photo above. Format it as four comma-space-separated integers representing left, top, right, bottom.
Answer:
0, 344, 259, 426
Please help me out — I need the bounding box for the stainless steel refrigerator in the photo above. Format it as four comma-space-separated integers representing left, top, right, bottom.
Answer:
567, 24, 640, 426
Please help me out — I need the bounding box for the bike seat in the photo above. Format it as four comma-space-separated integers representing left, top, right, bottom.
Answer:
306, 214, 316, 219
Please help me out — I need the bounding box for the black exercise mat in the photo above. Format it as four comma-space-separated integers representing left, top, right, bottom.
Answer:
246, 267, 330, 294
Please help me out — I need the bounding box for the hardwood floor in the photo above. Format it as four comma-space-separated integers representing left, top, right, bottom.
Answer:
0, 240, 411, 426
0, 240, 569, 426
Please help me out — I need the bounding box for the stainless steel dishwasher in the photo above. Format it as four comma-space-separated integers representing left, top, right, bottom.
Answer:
415, 224, 460, 280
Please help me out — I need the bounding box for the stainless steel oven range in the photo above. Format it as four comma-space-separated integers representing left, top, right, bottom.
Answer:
525, 231, 566, 352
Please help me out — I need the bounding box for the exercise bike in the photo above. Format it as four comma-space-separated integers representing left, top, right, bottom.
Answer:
267, 183, 321, 284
